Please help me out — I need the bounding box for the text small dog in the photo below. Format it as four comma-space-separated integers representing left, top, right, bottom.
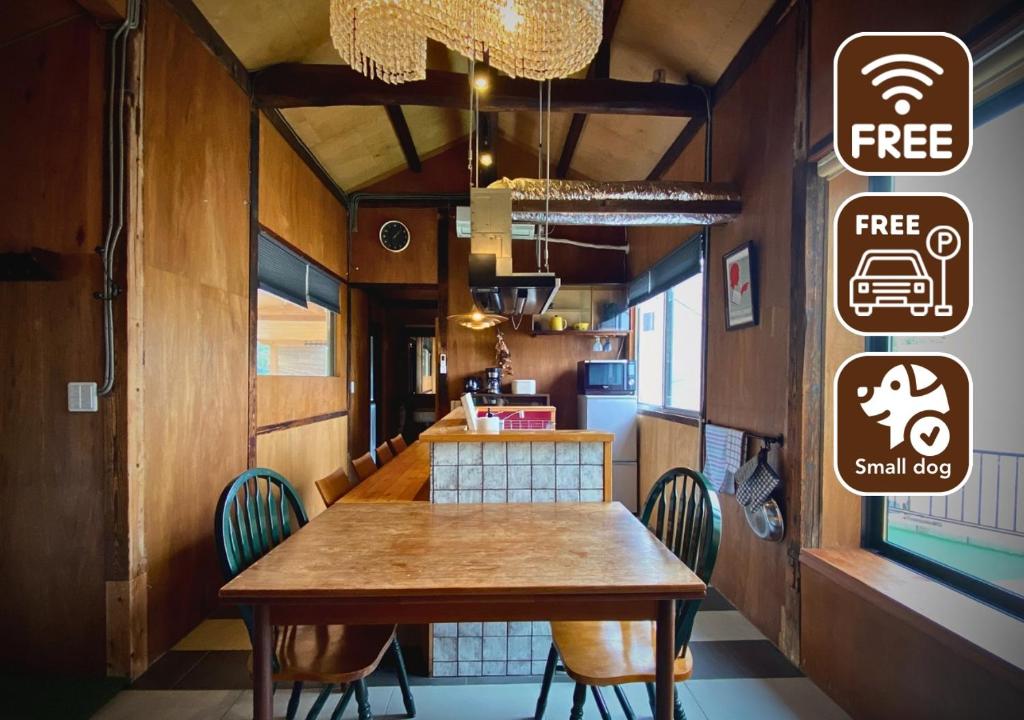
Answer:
858, 363, 949, 449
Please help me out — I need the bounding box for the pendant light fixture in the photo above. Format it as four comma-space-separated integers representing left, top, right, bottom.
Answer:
448, 305, 507, 330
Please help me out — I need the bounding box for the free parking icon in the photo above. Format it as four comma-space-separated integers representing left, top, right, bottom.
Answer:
834, 192, 972, 336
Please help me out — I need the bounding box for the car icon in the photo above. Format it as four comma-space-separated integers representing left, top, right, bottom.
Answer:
849, 249, 934, 317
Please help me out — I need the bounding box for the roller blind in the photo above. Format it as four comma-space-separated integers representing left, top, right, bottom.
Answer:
308, 265, 342, 314
258, 232, 307, 308
627, 231, 704, 307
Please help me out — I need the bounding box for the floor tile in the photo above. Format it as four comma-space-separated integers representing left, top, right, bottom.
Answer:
700, 587, 735, 612
690, 611, 766, 642
686, 678, 851, 720
173, 620, 251, 652
131, 651, 207, 690
91, 689, 241, 720
689, 641, 803, 680
175, 651, 251, 690
225, 685, 393, 719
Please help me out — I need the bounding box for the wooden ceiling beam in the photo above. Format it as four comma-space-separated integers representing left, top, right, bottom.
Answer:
384, 105, 422, 173
646, 0, 794, 180
253, 65, 707, 118
556, 0, 626, 178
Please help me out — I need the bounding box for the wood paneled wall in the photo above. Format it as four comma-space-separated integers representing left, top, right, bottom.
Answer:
351, 207, 438, 285
258, 115, 347, 279
257, 416, 349, 518
0, 13, 108, 674
139, 0, 251, 661
255, 91, 351, 521
801, 561, 1024, 718
637, 415, 701, 503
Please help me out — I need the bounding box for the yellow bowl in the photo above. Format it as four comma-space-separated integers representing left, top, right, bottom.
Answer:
573, 322, 590, 331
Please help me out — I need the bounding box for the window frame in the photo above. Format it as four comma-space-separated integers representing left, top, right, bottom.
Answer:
255, 227, 343, 378
861, 83, 1024, 620
635, 232, 706, 422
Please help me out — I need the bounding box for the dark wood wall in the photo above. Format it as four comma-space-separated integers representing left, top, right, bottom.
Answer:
627, 1, 1022, 715
0, 9, 108, 675
629, 11, 802, 647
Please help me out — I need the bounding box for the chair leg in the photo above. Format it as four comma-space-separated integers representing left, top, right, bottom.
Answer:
330, 684, 355, 720
674, 687, 687, 720
305, 684, 335, 720
286, 681, 304, 720
569, 682, 588, 720
590, 686, 612, 720
534, 642, 559, 720
353, 678, 373, 720
612, 685, 637, 720
645, 682, 657, 718
391, 637, 416, 717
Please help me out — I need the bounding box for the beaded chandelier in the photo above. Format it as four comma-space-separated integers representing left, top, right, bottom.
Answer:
330, 0, 603, 84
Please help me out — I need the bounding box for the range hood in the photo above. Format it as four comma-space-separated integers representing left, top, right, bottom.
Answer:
468, 187, 560, 316
469, 253, 560, 316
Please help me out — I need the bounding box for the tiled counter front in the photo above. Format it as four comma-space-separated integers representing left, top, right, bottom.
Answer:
429, 440, 607, 677
430, 440, 606, 505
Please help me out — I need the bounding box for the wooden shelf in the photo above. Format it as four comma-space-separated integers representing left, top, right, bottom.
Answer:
529, 330, 630, 337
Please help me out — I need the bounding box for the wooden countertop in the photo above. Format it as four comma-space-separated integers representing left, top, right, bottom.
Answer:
221, 502, 704, 602
340, 441, 431, 503
421, 407, 613, 443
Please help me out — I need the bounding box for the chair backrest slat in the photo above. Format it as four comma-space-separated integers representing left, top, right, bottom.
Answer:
215, 468, 309, 667
639, 466, 722, 658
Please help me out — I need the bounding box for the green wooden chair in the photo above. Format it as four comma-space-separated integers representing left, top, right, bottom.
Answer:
533, 467, 722, 720
215, 468, 417, 720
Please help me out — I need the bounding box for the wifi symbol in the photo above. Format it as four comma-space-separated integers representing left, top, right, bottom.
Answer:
861, 53, 944, 116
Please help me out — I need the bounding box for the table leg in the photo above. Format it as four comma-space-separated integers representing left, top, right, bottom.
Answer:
253, 605, 273, 720
655, 599, 675, 720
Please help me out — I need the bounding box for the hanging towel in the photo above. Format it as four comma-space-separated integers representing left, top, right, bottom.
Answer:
704, 424, 745, 493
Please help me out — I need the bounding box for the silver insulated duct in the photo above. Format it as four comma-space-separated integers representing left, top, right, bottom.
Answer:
489, 178, 742, 226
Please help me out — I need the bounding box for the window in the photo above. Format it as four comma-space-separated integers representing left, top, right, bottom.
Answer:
632, 234, 704, 414
256, 230, 341, 378
256, 290, 334, 376
865, 92, 1024, 618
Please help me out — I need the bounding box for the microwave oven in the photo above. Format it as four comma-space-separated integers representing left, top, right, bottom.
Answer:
577, 360, 636, 395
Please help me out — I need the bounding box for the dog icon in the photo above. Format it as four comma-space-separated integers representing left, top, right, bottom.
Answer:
858, 362, 950, 455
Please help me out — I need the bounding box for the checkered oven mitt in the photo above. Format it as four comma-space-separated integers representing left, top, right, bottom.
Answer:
736, 446, 782, 509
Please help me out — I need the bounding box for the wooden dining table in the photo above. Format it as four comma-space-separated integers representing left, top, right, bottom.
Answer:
220, 501, 705, 720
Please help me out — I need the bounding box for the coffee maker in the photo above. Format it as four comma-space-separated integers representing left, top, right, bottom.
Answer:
484, 366, 502, 394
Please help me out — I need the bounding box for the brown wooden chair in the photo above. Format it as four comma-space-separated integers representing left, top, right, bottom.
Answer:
388, 433, 408, 455
534, 468, 723, 720
315, 467, 354, 508
352, 452, 378, 481
216, 469, 416, 720
376, 441, 395, 466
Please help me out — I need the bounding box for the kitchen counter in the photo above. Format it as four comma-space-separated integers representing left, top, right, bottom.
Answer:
421, 406, 613, 443
419, 404, 615, 678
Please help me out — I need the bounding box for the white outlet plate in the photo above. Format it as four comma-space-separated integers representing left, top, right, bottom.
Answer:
68, 382, 98, 412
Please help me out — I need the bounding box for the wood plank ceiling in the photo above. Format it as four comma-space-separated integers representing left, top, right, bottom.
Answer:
194, 0, 774, 190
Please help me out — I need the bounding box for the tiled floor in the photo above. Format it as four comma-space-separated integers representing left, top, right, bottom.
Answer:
91, 589, 850, 720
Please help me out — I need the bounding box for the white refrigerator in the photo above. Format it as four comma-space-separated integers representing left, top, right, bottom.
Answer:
578, 394, 639, 512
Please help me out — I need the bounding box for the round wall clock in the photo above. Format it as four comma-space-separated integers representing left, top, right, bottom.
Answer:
379, 220, 411, 253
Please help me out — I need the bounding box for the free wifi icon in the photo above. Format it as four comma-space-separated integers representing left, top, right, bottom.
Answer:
861, 53, 944, 116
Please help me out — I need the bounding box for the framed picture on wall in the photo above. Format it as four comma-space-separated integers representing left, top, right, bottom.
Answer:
723, 241, 758, 330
